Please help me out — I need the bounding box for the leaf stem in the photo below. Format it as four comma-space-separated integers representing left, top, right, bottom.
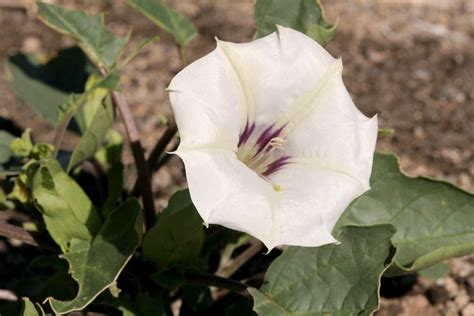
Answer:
107, 89, 156, 231
184, 271, 248, 293
0, 221, 57, 251
217, 240, 264, 278
131, 121, 177, 197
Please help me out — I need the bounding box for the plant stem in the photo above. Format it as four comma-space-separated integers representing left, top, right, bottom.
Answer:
217, 240, 264, 278
0, 221, 57, 251
131, 121, 177, 197
184, 271, 248, 293
108, 90, 156, 231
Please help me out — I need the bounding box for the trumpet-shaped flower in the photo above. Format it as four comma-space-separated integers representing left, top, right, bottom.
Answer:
168, 26, 377, 250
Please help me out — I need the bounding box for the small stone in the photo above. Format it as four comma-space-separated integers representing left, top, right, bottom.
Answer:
21, 36, 41, 53
462, 303, 474, 316
443, 277, 459, 298
403, 295, 437, 315
445, 301, 459, 316
455, 290, 470, 309
426, 285, 450, 305
414, 126, 427, 140
459, 173, 472, 189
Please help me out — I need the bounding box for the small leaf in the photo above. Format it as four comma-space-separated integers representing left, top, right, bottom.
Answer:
128, 0, 197, 48
254, 0, 336, 46
48, 198, 144, 314
0, 130, 15, 165
10, 129, 33, 157
143, 189, 205, 270
4, 47, 90, 126
21, 298, 44, 316
31, 159, 102, 251
67, 75, 115, 171
336, 153, 474, 276
249, 225, 395, 315
38, 3, 128, 69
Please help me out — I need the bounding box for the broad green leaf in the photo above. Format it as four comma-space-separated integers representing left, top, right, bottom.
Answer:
254, 0, 336, 46
336, 153, 474, 276
21, 298, 44, 316
38, 3, 128, 69
249, 225, 395, 316
67, 76, 115, 171
48, 198, 144, 314
128, 0, 197, 48
31, 159, 102, 251
0, 130, 15, 165
143, 189, 205, 270
4, 47, 90, 126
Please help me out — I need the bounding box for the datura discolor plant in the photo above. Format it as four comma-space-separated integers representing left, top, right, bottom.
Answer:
168, 26, 378, 249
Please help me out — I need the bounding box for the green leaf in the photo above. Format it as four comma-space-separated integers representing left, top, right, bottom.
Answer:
336, 153, 474, 276
143, 189, 205, 270
94, 129, 123, 166
128, 0, 198, 48
21, 298, 44, 316
0, 130, 15, 165
10, 129, 33, 157
418, 263, 450, 282
4, 47, 90, 125
67, 75, 115, 171
48, 198, 144, 314
254, 0, 336, 46
102, 163, 124, 217
31, 159, 102, 251
249, 225, 395, 316
38, 3, 128, 69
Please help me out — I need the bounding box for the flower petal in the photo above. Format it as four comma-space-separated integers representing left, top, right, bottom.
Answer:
168, 47, 243, 150
175, 148, 278, 248
283, 67, 378, 189
267, 162, 367, 247
216, 26, 336, 126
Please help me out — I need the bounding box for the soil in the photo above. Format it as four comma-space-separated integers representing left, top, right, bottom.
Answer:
0, 0, 473, 315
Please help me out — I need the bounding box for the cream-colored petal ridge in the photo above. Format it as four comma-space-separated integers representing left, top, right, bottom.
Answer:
283, 67, 378, 189
216, 26, 336, 127
267, 162, 367, 247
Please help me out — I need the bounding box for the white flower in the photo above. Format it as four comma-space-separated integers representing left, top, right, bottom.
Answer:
168, 26, 377, 250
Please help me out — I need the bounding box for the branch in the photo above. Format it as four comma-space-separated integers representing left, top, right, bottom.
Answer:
217, 240, 264, 278
131, 122, 177, 197
184, 271, 248, 293
100, 68, 156, 230
0, 221, 57, 251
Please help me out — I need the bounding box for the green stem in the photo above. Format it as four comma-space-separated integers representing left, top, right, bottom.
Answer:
217, 240, 264, 278
184, 271, 248, 293
131, 121, 177, 197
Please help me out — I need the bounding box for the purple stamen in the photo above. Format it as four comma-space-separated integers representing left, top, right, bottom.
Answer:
238, 120, 255, 147
262, 156, 291, 177
255, 124, 286, 155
